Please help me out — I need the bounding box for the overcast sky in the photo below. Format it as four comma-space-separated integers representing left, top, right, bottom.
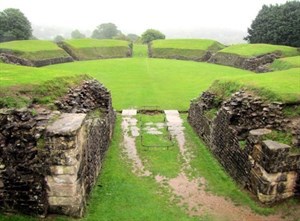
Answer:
0, 0, 289, 40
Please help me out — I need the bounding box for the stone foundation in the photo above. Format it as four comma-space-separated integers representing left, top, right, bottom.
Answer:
188, 90, 300, 203
0, 53, 73, 67
208, 52, 280, 73
0, 80, 115, 217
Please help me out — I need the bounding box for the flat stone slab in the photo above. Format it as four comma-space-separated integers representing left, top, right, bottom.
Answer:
250, 128, 272, 136
164, 110, 179, 116
122, 109, 137, 116
263, 140, 290, 151
47, 113, 86, 136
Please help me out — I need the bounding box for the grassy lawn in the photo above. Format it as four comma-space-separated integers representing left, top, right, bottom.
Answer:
1, 45, 299, 109
219, 43, 300, 58
0, 40, 70, 60
151, 39, 225, 51
46, 57, 252, 110
271, 56, 300, 70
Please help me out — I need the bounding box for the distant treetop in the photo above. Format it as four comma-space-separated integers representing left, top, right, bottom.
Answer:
0, 8, 32, 42
91, 23, 121, 39
245, 1, 300, 47
71, 30, 86, 39
141, 29, 165, 44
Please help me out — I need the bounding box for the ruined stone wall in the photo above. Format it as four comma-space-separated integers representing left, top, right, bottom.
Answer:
208, 52, 280, 73
0, 80, 115, 217
148, 46, 212, 62
188, 91, 300, 203
0, 53, 73, 67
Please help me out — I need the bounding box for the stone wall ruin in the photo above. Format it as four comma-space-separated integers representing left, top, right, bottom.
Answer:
208, 52, 280, 73
188, 90, 300, 203
0, 52, 73, 67
0, 80, 115, 217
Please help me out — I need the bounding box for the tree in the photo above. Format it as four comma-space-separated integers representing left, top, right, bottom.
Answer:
71, 29, 86, 39
113, 33, 130, 41
245, 1, 300, 47
91, 23, 121, 39
0, 8, 32, 42
127, 33, 139, 42
141, 29, 165, 44
54, 35, 64, 42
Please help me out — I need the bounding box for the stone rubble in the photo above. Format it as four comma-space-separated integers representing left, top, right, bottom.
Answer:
0, 80, 115, 217
188, 90, 300, 203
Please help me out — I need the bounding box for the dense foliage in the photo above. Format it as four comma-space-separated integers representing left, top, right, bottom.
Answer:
91, 23, 121, 39
141, 29, 165, 44
0, 8, 32, 42
53, 35, 64, 42
71, 29, 86, 39
245, 1, 300, 47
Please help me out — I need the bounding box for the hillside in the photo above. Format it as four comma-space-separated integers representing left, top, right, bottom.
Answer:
219, 43, 299, 58
149, 39, 225, 61
59, 38, 132, 60
0, 40, 73, 66
208, 43, 300, 72
271, 56, 300, 70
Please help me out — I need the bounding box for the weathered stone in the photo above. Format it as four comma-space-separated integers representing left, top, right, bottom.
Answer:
46, 113, 86, 136
0, 80, 116, 217
50, 165, 78, 175
188, 89, 300, 204
250, 128, 272, 136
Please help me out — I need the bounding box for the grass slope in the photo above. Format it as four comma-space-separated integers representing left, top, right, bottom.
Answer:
219, 43, 299, 58
0, 63, 87, 107
210, 68, 300, 103
151, 39, 225, 51
150, 39, 224, 61
47, 57, 252, 110
0, 40, 70, 60
271, 56, 300, 70
61, 39, 132, 60
64, 39, 129, 48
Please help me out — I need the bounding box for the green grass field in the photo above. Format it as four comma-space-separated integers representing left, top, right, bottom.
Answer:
0, 40, 70, 60
271, 56, 300, 70
1, 42, 300, 220
151, 39, 225, 51
219, 43, 300, 58
1, 45, 299, 109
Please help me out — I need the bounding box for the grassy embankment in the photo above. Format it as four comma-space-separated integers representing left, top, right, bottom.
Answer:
150, 39, 225, 60
61, 38, 132, 60
219, 43, 300, 58
0, 40, 70, 60
271, 56, 300, 70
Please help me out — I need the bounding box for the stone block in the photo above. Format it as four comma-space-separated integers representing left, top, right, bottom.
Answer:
48, 195, 82, 206
50, 165, 78, 175
46, 174, 77, 184
47, 182, 80, 197
46, 113, 86, 136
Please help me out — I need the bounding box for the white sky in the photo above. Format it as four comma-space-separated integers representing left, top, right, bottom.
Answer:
0, 0, 289, 35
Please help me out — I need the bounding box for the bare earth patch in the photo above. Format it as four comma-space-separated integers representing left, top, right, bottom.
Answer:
121, 109, 151, 176
122, 110, 286, 220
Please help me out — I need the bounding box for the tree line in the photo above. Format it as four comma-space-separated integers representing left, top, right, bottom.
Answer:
1, 1, 299, 47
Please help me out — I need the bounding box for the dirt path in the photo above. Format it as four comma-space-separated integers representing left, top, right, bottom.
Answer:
121, 109, 151, 176
121, 110, 284, 221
